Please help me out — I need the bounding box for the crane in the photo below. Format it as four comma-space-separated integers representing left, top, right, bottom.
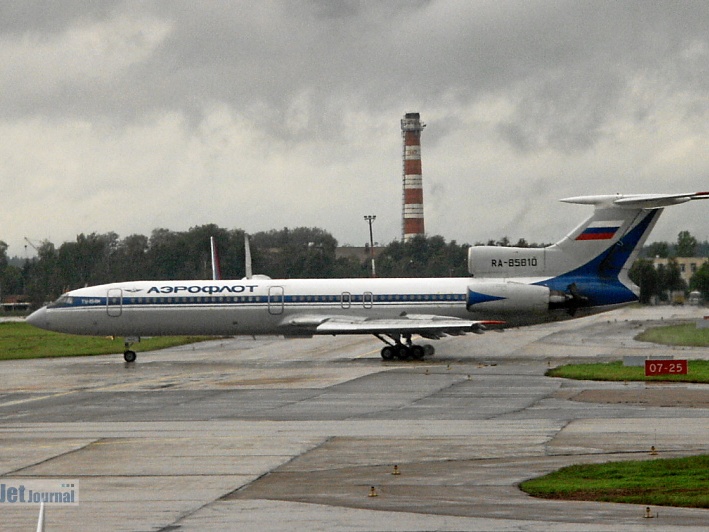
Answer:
24, 237, 43, 258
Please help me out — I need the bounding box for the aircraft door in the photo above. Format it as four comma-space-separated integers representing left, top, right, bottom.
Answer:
107, 288, 123, 317
363, 292, 373, 309
268, 286, 284, 315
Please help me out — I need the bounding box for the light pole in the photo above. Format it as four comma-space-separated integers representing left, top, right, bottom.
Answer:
363, 215, 376, 278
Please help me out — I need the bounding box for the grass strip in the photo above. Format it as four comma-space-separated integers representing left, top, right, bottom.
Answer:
520, 455, 709, 508
546, 360, 709, 383
0, 322, 211, 360
548, 321, 709, 382
635, 323, 709, 347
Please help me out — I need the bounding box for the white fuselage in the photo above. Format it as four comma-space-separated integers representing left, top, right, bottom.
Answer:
30, 276, 585, 339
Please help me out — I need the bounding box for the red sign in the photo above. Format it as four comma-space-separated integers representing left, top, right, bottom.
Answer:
645, 359, 688, 376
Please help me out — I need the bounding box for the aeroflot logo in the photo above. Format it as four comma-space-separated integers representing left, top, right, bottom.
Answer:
147, 285, 258, 294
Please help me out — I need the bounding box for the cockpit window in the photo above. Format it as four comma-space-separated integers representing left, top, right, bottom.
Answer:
47, 295, 74, 309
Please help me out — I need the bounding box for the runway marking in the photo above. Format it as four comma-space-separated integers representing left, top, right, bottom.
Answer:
354, 349, 380, 359
0, 391, 77, 408
217, 377, 311, 386
95, 374, 194, 391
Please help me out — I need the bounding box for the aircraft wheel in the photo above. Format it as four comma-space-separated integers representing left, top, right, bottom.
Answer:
124, 350, 137, 363
411, 345, 425, 360
423, 344, 435, 357
395, 345, 411, 359
380, 346, 395, 360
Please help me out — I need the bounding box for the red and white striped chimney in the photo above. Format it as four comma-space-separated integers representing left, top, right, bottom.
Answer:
401, 112, 426, 241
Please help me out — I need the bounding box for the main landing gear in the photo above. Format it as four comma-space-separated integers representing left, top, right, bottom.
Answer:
376, 333, 435, 361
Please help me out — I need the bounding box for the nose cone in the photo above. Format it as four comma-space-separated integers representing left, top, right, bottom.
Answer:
26, 306, 49, 330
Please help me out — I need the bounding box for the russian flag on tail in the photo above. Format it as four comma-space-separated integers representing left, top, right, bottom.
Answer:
576, 221, 623, 241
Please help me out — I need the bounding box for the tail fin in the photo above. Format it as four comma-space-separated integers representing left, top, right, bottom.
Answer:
547, 195, 661, 280
543, 192, 709, 308
210, 236, 222, 281
243, 233, 253, 279
240, 233, 272, 280
468, 192, 708, 309
551, 192, 708, 279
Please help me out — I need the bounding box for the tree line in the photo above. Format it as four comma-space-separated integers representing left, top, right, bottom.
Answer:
629, 230, 709, 304
1, 226, 708, 309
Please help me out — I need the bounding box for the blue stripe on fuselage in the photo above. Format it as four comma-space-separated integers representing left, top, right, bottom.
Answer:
47, 292, 469, 309
467, 291, 505, 306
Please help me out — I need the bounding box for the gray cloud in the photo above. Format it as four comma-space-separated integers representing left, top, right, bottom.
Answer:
1, 1, 708, 256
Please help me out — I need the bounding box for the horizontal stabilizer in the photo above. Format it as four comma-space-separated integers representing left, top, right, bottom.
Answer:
561, 192, 709, 209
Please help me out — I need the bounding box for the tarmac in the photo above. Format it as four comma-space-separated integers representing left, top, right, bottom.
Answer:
0, 305, 708, 531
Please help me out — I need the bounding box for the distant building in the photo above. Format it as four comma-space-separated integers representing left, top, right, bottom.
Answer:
651, 257, 708, 285
1, 295, 31, 312
335, 246, 383, 262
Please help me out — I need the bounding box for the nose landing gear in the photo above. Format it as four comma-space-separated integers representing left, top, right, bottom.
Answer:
123, 337, 139, 363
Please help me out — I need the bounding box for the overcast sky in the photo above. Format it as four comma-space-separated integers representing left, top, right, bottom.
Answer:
2, 0, 708, 258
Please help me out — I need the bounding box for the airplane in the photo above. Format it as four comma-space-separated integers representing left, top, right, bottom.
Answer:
26, 192, 708, 363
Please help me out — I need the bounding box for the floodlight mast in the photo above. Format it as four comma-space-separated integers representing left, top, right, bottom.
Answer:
364, 215, 376, 278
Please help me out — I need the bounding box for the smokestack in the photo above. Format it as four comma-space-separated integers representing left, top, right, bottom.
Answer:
401, 112, 426, 241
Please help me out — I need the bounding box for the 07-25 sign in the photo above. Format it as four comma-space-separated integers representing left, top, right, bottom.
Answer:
645, 359, 688, 376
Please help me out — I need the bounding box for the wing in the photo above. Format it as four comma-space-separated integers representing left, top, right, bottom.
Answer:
283, 314, 504, 339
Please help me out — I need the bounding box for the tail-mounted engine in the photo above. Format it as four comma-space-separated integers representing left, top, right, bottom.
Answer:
467, 282, 549, 313
549, 283, 591, 316
467, 281, 591, 316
